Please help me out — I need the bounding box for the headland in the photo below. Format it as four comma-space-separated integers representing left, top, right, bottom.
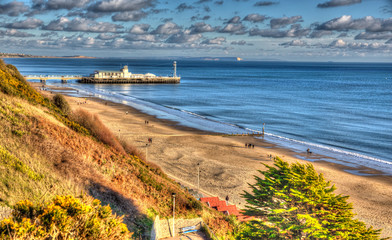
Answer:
0, 52, 96, 59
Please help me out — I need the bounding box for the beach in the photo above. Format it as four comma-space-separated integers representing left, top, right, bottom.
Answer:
36, 85, 392, 238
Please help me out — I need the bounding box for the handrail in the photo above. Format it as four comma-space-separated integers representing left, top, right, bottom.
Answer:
201, 220, 218, 240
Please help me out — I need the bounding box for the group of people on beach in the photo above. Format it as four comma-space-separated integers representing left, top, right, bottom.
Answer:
245, 143, 255, 148
76, 98, 88, 105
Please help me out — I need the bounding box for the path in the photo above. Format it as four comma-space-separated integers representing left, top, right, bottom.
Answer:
162, 231, 208, 240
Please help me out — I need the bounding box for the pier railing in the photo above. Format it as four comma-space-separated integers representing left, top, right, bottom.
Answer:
24, 75, 180, 84
24, 75, 83, 83
80, 76, 180, 84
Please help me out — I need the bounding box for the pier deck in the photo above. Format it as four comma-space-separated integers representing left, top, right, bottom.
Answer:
80, 76, 180, 84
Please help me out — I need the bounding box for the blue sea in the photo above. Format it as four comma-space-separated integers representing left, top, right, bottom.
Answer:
4, 58, 392, 175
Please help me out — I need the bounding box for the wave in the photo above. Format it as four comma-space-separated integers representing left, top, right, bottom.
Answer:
258, 132, 392, 174
66, 83, 392, 175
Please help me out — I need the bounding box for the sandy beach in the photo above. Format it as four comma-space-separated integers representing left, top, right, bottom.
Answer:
36, 85, 392, 238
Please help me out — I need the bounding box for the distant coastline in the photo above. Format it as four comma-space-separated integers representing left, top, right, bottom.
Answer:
0, 53, 96, 59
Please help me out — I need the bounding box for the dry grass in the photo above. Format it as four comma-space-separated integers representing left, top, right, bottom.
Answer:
0, 94, 81, 206
119, 137, 145, 160
0, 89, 238, 239
71, 108, 126, 155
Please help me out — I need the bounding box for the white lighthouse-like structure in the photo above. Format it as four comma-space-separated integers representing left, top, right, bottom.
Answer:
173, 61, 177, 77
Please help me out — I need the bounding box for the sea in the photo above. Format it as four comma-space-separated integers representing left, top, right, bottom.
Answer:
4, 58, 392, 175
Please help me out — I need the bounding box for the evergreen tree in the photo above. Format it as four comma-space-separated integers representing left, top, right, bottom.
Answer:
238, 157, 384, 240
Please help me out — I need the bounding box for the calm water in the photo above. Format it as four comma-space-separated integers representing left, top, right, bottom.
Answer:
5, 58, 392, 174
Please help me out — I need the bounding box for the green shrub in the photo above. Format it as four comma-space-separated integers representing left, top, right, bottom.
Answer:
53, 94, 71, 115
238, 157, 383, 240
0, 195, 132, 239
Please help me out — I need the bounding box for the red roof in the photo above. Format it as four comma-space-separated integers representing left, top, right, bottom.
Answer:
200, 197, 251, 221
200, 197, 219, 203
210, 200, 226, 208
217, 205, 240, 215
200, 197, 226, 208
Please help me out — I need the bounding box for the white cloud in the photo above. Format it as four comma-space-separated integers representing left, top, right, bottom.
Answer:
112, 11, 147, 21
165, 31, 202, 44
220, 23, 247, 35
280, 39, 308, 47
152, 22, 182, 35
88, 0, 154, 12
243, 14, 267, 23
318, 15, 392, 32
317, 0, 361, 8
129, 24, 150, 34
43, 17, 123, 32
0, 1, 29, 16
0, 29, 34, 37
188, 22, 216, 34
270, 16, 302, 29
201, 37, 226, 45
5, 18, 43, 29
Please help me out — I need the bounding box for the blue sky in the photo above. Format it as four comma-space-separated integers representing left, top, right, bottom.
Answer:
1, 0, 392, 61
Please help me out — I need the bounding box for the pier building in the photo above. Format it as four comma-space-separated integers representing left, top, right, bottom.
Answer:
80, 61, 180, 84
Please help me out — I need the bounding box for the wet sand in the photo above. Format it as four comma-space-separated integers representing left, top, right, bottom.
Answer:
35, 84, 392, 238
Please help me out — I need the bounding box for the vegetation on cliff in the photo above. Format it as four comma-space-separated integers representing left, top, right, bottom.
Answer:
0, 59, 238, 239
0, 195, 131, 239
238, 157, 384, 240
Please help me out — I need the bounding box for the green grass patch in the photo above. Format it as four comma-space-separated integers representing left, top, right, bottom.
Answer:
0, 145, 43, 181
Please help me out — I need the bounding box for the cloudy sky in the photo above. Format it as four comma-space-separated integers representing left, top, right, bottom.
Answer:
1, 0, 392, 61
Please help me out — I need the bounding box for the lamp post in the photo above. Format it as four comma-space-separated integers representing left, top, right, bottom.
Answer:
197, 163, 200, 191
172, 193, 176, 237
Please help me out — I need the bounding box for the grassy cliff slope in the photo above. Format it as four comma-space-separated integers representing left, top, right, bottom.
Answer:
0, 60, 238, 239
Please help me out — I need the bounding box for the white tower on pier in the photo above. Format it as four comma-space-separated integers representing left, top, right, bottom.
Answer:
173, 61, 177, 77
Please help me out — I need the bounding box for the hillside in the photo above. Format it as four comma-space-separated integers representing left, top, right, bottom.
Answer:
0, 59, 237, 239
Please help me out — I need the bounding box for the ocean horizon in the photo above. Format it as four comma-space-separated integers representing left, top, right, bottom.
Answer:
5, 57, 392, 175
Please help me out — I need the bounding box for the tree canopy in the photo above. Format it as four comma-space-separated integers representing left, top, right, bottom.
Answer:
238, 157, 384, 240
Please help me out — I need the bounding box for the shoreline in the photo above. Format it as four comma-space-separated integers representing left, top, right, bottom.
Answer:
54, 82, 392, 176
34, 83, 392, 238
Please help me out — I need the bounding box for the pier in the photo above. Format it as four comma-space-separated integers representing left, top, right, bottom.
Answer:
23, 61, 180, 84
80, 61, 180, 84
24, 75, 82, 83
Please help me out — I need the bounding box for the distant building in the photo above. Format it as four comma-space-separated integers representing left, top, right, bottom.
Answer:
92, 65, 158, 79
93, 65, 130, 79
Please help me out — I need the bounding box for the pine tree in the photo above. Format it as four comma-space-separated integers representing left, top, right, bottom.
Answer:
238, 157, 384, 240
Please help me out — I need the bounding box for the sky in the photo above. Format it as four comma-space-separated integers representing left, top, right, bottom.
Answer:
1, 0, 392, 61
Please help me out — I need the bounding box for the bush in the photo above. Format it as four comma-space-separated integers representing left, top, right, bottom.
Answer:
0, 195, 132, 239
238, 157, 382, 240
71, 109, 126, 155
53, 94, 71, 115
0, 60, 48, 106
